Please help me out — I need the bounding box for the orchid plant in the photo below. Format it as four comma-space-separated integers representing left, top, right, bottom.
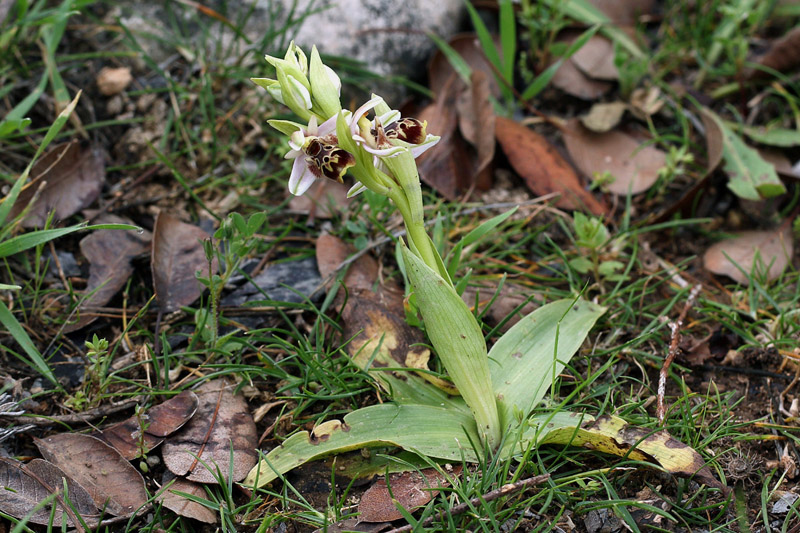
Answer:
243, 44, 718, 494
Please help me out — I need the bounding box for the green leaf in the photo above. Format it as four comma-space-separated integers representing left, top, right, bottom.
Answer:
0, 117, 31, 138
489, 298, 606, 428
734, 123, 800, 148
498, 0, 516, 85
243, 403, 482, 488
701, 109, 786, 201
446, 207, 517, 278
541, 0, 643, 58
0, 299, 59, 387
520, 25, 600, 101
427, 32, 472, 86
266, 119, 304, 136
0, 223, 137, 259
402, 246, 500, 449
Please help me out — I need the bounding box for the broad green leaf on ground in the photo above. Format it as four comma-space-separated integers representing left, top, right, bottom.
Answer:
496, 117, 606, 214
489, 299, 606, 429
7, 140, 104, 228
703, 226, 793, 285
358, 466, 461, 523
735, 122, 800, 148
155, 478, 217, 524
162, 379, 257, 483
244, 404, 482, 488
0, 457, 99, 527
700, 109, 786, 200
35, 433, 148, 517
151, 212, 216, 313
537, 414, 724, 490
563, 118, 666, 195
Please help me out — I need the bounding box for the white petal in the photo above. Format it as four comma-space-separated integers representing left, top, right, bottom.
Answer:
287, 76, 313, 110
347, 182, 368, 197
365, 144, 405, 158
324, 65, 342, 96
349, 96, 385, 135
307, 115, 318, 135
377, 109, 401, 126
317, 114, 338, 136
410, 135, 440, 158
288, 157, 317, 195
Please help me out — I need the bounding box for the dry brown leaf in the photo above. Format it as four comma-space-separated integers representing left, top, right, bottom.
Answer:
703, 227, 793, 285
35, 433, 148, 517
580, 102, 628, 132
358, 466, 460, 523
700, 110, 725, 174
571, 36, 619, 80
288, 180, 349, 218
313, 519, 392, 533
156, 477, 217, 524
456, 69, 496, 187
749, 26, 800, 79
9, 140, 104, 228
760, 149, 800, 179
0, 457, 99, 527
428, 33, 501, 99
496, 117, 606, 214
97, 67, 133, 96
151, 212, 216, 313
551, 56, 612, 100
162, 379, 257, 483
563, 119, 666, 195
95, 390, 199, 460
65, 215, 151, 332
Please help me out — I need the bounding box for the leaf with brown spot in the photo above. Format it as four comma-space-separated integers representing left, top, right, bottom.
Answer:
748, 26, 800, 79
703, 226, 793, 286
0, 457, 99, 527
151, 212, 216, 313
34, 433, 148, 517
358, 466, 461, 522
162, 379, 257, 483
572, 36, 619, 80
496, 117, 606, 214
95, 390, 199, 460
540, 415, 724, 491
9, 140, 104, 228
156, 477, 217, 524
562, 119, 666, 195
66, 214, 151, 332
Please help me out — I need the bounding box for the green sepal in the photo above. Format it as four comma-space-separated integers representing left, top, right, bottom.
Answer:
267, 119, 305, 136
309, 45, 341, 119
275, 68, 312, 121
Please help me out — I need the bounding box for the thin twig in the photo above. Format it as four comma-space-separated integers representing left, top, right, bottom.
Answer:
0, 398, 141, 427
656, 284, 702, 424
383, 473, 551, 533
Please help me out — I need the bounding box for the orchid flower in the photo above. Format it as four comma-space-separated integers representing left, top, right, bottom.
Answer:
346, 96, 440, 197
285, 114, 355, 196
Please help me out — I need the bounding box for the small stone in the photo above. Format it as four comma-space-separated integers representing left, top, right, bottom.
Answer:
97, 67, 133, 96
772, 492, 799, 514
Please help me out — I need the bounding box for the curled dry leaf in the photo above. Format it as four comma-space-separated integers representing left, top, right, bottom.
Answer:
151, 212, 217, 313
95, 390, 199, 460
551, 54, 612, 100
571, 36, 619, 80
703, 227, 793, 286
9, 140, 104, 228
563, 119, 666, 196
358, 465, 461, 523
66, 214, 151, 332
748, 26, 800, 79
35, 433, 148, 517
0, 457, 99, 527
162, 379, 257, 483
156, 477, 217, 524
96, 66, 133, 96
580, 102, 628, 133
496, 117, 606, 214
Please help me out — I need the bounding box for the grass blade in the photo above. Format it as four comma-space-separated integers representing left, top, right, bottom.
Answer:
0, 299, 59, 387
